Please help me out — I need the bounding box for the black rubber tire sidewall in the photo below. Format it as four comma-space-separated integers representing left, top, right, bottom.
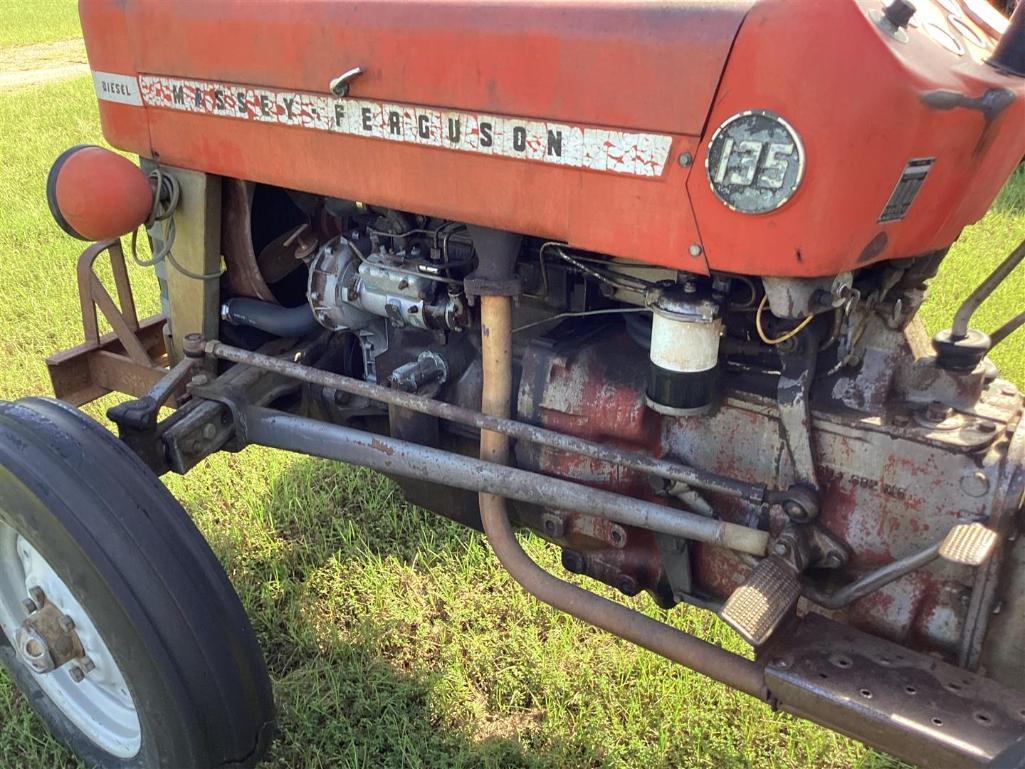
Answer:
0, 398, 274, 769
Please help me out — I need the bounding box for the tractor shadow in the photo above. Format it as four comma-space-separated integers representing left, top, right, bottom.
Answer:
196, 454, 911, 769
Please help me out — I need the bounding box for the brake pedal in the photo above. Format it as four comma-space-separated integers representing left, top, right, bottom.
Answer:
720, 555, 802, 647
938, 522, 998, 566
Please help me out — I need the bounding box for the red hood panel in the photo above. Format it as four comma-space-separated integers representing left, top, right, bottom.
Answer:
114, 0, 754, 136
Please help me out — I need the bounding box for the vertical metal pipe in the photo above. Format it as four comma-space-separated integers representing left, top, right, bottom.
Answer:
476, 295, 767, 698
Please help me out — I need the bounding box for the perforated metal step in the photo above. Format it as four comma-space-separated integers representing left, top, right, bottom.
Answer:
762, 614, 1025, 769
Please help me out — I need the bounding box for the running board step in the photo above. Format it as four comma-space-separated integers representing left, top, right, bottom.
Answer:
762, 614, 1025, 769
719, 555, 802, 646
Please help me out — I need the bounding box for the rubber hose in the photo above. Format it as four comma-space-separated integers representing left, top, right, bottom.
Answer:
222, 298, 320, 338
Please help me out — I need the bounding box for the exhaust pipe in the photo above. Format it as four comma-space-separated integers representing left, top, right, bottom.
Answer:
475, 294, 768, 699
991, 2, 1025, 77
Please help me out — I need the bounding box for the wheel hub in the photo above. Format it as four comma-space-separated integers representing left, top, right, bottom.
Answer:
0, 526, 141, 757
14, 589, 85, 675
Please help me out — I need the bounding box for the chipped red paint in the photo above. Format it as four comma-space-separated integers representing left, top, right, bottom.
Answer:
517, 334, 1013, 660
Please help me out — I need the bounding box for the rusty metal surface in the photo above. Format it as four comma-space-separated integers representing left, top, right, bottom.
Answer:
513, 332, 1023, 663
222, 178, 277, 303
46, 240, 171, 406
764, 613, 1025, 769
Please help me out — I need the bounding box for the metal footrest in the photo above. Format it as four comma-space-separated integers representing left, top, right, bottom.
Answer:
762, 614, 1025, 769
720, 555, 802, 646
939, 522, 998, 566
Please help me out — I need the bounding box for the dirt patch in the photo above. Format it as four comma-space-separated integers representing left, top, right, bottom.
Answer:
0, 39, 89, 91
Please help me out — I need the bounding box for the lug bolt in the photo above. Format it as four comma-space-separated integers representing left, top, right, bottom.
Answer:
28, 586, 45, 606
59, 615, 75, 633
69, 666, 85, 683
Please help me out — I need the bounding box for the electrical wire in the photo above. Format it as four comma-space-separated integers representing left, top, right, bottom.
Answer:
513, 307, 651, 334
754, 294, 814, 345
130, 167, 223, 281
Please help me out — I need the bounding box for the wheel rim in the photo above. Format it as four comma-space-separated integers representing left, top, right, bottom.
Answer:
0, 521, 141, 758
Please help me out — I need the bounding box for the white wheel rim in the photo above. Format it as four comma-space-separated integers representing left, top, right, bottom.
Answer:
0, 521, 141, 758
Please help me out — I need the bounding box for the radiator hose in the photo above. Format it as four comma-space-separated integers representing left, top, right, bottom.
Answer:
221, 298, 320, 338
476, 294, 767, 699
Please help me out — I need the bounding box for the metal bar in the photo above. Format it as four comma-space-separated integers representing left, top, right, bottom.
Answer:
989, 310, 1025, 348
474, 294, 768, 699
952, 238, 1025, 339
89, 274, 152, 365
803, 542, 940, 610
203, 340, 768, 503
238, 406, 769, 556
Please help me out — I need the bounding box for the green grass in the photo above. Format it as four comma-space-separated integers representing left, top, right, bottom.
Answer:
0, 72, 1023, 769
0, 0, 80, 49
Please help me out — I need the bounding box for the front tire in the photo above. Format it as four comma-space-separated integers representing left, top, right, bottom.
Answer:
0, 398, 274, 768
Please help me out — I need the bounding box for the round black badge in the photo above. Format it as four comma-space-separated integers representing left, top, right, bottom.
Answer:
706, 111, 805, 215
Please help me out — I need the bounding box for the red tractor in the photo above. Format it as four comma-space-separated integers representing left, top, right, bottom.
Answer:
3, 1, 1025, 767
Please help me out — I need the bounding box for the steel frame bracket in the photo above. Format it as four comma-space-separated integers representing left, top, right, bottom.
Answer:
46, 240, 172, 406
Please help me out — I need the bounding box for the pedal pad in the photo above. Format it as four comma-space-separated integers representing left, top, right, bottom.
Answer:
938, 522, 998, 566
720, 555, 802, 647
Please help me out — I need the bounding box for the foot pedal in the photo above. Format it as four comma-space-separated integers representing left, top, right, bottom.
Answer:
938, 522, 998, 566
720, 555, 802, 647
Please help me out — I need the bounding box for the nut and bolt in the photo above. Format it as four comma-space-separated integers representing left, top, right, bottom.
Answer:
562, 550, 585, 575
58, 615, 75, 633
190, 373, 211, 388
69, 666, 85, 683
784, 501, 810, 522
616, 574, 640, 597
182, 333, 206, 358
926, 401, 951, 422
79, 657, 95, 674
21, 598, 37, 614
773, 540, 791, 558
677, 152, 694, 168
892, 413, 911, 427
541, 514, 564, 539
28, 586, 45, 606
688, 244, 704, 258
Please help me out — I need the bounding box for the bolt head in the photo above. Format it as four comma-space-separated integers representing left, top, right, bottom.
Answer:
21, 598, 37, 614
677, 152, 694, 168
773, 541, 790, 557
883, 0, 916, 29
201, 423, 217, 441
79, 657, 95, 674
926, 401, 951, 422
689, 244, 704, 258
68, 666, 85, 683
28, 586, 45, 606
58, 615, 75, 633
